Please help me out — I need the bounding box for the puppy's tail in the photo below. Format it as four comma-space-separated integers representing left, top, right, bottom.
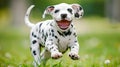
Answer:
24, 5, 35, 28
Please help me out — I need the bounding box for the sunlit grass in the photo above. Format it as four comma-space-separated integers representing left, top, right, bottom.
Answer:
0, 17, 120, 67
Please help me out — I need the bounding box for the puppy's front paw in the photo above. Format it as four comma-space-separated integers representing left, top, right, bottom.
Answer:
51, 52, 62, 59
69, 51, 80, 60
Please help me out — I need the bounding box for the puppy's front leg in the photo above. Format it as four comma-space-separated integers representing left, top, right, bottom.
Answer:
45, 40, 62, 59
69, 38, 80, 60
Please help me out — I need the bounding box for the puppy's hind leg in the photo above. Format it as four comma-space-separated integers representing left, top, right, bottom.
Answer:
30, 33, 41, 66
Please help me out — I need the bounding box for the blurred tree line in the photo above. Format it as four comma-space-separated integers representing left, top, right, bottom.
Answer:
29, 0, 105, 17
0, 0, 120, 27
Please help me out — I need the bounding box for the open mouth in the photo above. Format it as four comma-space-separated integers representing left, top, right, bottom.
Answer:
56, 20, 71, 30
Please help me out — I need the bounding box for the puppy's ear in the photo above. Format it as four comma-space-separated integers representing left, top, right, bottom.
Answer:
42, 6, 54, 18
71, 4, 84, 18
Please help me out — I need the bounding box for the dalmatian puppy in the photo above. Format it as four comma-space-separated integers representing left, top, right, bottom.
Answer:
25, 3, 84, 67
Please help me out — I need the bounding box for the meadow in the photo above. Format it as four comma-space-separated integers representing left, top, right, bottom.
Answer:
0, 17, 120, 67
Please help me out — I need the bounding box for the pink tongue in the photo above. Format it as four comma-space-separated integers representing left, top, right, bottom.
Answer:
58, 22, 69, 29
57, 20, 70, 30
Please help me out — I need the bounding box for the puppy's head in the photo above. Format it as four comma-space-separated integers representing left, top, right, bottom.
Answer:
43, 3, 84, 30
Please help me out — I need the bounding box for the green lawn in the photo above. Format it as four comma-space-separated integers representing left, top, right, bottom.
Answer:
0, 18, 120, 67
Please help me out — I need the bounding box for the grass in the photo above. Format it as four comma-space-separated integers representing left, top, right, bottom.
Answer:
0, 17, 120, 67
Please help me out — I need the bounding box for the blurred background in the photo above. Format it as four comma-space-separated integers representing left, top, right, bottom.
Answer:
0, 0, 120, 67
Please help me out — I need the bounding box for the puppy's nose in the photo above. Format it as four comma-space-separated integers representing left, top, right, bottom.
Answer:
61, 14, 67, 19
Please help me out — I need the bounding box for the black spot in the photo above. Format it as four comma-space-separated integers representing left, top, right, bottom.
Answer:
72, 46, 74, 48
52, 33, 54, 37
71, 24, 73, 28
49, 33, 51, 36
57, 30, 72, 37
54, 36, 58, 39
72, 55, 75, 58
32, 32, 37, 38
42, 29, 44, 33
73, 33, 77, 37
57, 31, 64, 36
44, 37, 47, 42
39, 23, 42, 28
47, 23, 49, 25
75, 13, 79, 18
67, 8, 72, 14
33, 50, 36, 55
34, 35, 37, 38
32, 40, 37, 44
51, 29, 54, 32
74, 40, 77, 43
50, 23, 53, 26
63, 30, 72, 36
42, 29, 44, 38
54, 9, 60, 13
32, 32, 34, 36
50, 46, 54, 50
46, 33, 48, 37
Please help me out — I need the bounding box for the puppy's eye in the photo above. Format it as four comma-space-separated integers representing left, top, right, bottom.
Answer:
67, 8, 72, 14
79, 6, 82, 10
54, 10, 59, 13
